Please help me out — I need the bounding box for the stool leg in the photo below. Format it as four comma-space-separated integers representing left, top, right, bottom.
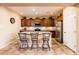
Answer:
42, 40, 44, 50
26, 41, 28, 49
31, 41, 33, 50
21, 42, 24, 49
47, 41, 50, 51
37, 40, 38, 51
31, 40, 39, 50
27, 41, 28, 49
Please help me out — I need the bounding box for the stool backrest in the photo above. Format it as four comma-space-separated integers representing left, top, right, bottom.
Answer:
18, 33, 26, 40
30, 33, 38, 40
43, 33, 50, 40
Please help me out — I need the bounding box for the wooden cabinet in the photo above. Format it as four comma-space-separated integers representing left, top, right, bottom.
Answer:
40, 19, 45, 26
30, 19, 35, 26
51, 31, 56, 38
26, 19, 30, 26
44, 19, 49, 26
21, 18, 55, 27
21, 19, 26, 27
40, 18, 55, 26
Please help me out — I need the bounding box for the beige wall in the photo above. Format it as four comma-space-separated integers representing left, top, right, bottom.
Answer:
0, 7, 21, 48
76, 7, 79, 53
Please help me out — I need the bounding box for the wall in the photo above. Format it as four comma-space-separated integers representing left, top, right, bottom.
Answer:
0, 7, 21, 48
76, 7, 79, 53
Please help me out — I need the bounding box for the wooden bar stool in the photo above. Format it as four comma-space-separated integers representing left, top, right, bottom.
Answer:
18, 33, 29, 49
30, 33, 39, 50
42, 33, 50, 50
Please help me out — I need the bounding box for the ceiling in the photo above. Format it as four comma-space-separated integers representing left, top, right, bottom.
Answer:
6, 3, 76, 17
8, 6, 64, 17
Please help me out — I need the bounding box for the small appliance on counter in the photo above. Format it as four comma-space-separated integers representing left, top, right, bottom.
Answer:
34, 23, 41, 31
35, 23, 41, 27
35, 28, 41, 31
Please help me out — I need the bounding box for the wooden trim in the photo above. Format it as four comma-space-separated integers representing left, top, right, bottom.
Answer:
0, 3, 76, 6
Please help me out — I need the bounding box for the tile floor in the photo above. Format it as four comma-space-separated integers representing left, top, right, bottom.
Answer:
0, 39, 76, 55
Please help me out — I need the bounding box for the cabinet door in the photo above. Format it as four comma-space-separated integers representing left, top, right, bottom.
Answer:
30, 20, 35, 26
41, 19, 45, 26
63, 7, 77, 51
26, 19, 31, 26
21, 19, 25, 27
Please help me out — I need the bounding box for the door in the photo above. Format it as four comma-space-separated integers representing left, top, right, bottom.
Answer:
63, 14, 76, 51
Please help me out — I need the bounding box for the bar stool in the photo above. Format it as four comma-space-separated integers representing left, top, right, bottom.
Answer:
30, 33, 39, 50
18, 33, 29, 49
42, 33, 50, 50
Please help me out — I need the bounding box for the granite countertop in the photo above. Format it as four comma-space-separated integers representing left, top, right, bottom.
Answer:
24, 30, 51, 32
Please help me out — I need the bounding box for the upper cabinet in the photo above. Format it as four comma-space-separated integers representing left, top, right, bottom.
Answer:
40, 18, 53, 26
21, 17, 55, 27
21, 19, 26, 27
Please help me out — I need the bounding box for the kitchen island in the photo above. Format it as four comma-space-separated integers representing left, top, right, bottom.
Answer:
21, 30, 52, 48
